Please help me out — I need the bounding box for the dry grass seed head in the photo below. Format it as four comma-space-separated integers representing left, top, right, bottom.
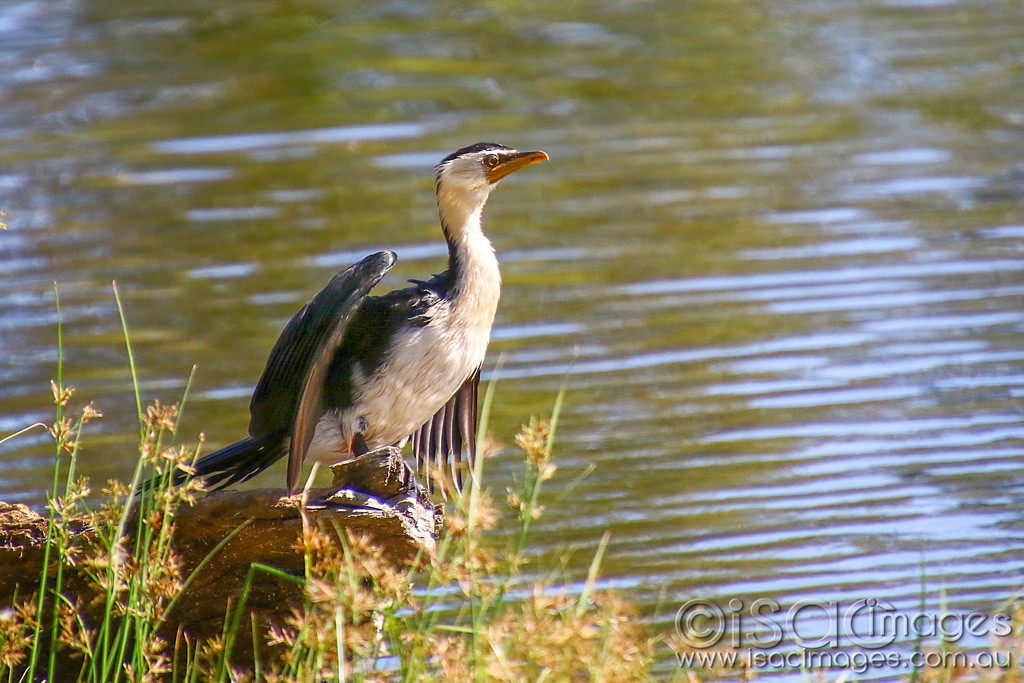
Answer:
505, 487, 522, 513
295, 525, 345, 579
79, 536, 133, 608
51, 380, 74, 407
104, 479, 132, 501
81, 402, 102, 424
485, 584, 653, 682
145, 400, 178, 434
141, 548, 184, 612
0, 600, 37, 668
430, 634, 472, 681
95, 485, 129, 530
56, 599, 92, 658
446, 489, 497, 538
138, 401, 179, 466
124, 639, 173, 683
470, 489, 499, 532
514, 416, 551, 468
49, 416, 75, 455
288, 528, 412, 668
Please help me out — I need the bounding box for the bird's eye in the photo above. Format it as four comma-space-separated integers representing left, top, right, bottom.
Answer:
483, 154, 500, 168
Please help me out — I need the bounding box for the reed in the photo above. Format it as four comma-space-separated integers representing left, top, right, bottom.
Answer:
0, 288, 654, 681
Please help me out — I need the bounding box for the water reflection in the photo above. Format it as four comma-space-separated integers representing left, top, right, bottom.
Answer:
2, 0, 1024, 674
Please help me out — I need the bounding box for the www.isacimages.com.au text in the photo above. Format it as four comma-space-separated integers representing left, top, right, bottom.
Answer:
676, 648, 1014, 675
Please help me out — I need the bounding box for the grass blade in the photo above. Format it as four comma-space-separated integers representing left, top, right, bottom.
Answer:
577, 530, 611, 619
112, 280, 144, 436
27, 283, 65, 682
0, 423, 48, 447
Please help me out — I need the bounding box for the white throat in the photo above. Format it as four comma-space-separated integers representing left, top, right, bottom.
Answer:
438, 187, 502, 322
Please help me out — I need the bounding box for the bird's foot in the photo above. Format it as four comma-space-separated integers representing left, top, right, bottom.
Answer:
351, 432, 370, 456
329, 446, 426, 504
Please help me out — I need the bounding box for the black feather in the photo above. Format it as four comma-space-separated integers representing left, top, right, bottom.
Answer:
410, 367, 480, 494
437, 142, 512, 167
143, 252, 395, 493
249, 251, 396, 438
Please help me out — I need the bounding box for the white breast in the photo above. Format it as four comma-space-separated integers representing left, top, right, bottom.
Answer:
352, 306, 491, 445
308, 283, 500, 463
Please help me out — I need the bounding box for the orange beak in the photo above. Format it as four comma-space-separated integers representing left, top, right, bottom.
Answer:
486, 150, 549, 183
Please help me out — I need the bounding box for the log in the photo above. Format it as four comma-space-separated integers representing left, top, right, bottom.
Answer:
0, 447, 440, 668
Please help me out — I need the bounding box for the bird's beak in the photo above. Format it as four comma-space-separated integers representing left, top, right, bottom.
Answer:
487, 150, 549, 183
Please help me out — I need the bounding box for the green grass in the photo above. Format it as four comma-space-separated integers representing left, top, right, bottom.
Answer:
0, 289, 654, 681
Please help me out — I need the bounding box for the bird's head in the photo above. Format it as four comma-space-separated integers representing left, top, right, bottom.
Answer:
434, 143, 548, 225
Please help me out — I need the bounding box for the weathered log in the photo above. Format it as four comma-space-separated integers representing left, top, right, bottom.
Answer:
0, 447, 440, 668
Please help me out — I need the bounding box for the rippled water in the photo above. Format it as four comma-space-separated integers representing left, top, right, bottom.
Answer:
2, 0, 1023, 675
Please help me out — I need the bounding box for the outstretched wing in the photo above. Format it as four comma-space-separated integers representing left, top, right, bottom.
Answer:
246, 251, 397, 491
410, 366, 480, 495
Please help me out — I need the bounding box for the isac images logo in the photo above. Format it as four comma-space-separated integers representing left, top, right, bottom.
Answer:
674, 598, 1014, 675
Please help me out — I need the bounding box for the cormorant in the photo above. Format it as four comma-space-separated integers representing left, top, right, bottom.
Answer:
171, 142, 548, 494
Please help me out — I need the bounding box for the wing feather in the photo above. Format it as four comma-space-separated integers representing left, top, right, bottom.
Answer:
454, 367, 480, 490
288, 252, 397, 491
443, 396, 457, 489
418, 413, 434, 493
430, 408, 446, 493
411, 367, 480, 494
243, 251, 396, 492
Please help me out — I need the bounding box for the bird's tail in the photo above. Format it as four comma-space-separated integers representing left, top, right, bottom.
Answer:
144, 433, 287, 492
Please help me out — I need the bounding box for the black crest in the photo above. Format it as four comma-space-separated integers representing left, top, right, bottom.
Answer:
437, 142, 513, 166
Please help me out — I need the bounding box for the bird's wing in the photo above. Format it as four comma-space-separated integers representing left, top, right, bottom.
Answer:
410, 366, 480, 495
246, 251, 397, 491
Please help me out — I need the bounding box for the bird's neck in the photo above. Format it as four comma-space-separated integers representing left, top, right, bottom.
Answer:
439, 198, 501, 323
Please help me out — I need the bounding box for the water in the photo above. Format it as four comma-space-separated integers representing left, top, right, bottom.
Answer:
2, 0, 1023, 675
